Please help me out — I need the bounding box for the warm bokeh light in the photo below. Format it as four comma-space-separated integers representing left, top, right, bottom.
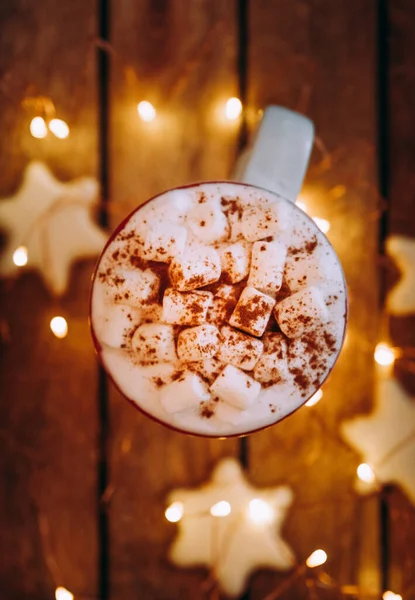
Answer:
225, 97, 243, 120
30, 116, 48, 138
383, 592, 403, 600
210, 500, 231, 517
357, 463, 376, 484
50, 316, 68, 339
12, 246, 28, 267
137, 101, 157, 122
374, 342, 396, 367
247, 498, 274, 525
295, 200, 308, 213
313, 217, 331, 234
165, 501, 184, 523
49, 118, 70, 139
306, 549, 327, 568
55, 587, 74, 600
305, 389, 323, 407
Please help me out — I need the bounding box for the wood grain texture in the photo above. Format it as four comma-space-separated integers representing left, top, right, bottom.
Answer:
0, 1, 99, 598
108, 1, 240, 598
387, 0, 415, 596
246, 1, 380, 598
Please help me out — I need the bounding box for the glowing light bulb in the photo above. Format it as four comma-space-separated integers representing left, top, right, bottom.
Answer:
30, 116, 48, 138
247, 498, 274, 525
225, 97, 243, 120
374, 343, 396, 367
49, 118, 70, 139
383, 592, 402, 600
12, 246, 28, 267
313, 217, 330, 234
165, 501, 183, 523
295, 200, 308, 213
210, 500, 231, 517
305, 389, 323, 407
357, 463, 376, 484
50, 316, 68, 339
55, 587, 74, 600
137, 101, 156, 122
306, 549, 327, 568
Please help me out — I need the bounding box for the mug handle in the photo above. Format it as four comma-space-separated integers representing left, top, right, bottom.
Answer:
236, 106, 314, 203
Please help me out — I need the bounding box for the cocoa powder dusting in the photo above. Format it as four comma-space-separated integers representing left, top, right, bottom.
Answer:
221, 197, 243, 219
200, 403, 215, 418
289, 367, 310, 390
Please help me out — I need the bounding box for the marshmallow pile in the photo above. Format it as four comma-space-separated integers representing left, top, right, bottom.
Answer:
92, 183, 345, 433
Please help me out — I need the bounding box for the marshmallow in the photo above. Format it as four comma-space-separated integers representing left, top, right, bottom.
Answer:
241, 201, 290, 241
158, 189, 193, 224
160, 372, 210, 413
94, 304, 140, 348
140, 303, 163, 322
206, 285, 240, 325
284, 253, 326, 292
254, 333, 289, 384
131, 323, 177, 364
177, 324, 221, 362
274, 286, 328, 338
214, 284, 239, 300
218, 326, 263, 370
219, 241, 251, 283
229, 286, 275, 337
248, 240, 286, 295
162, 288, 213, 326
169, 247, 221, 291
187, 201, 229, 243
111, 268, 159, 306
210, 365, 261, 410
142, 222, 187, 262
192, 356, 225, 383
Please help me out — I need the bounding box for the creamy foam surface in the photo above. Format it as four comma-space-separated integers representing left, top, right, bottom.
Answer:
91, 182, 347, 436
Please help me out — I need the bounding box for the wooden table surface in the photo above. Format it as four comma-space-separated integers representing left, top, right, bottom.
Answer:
0, 1, 414, 599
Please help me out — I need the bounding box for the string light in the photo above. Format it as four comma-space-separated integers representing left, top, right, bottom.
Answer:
30, 116, 48, 138
225, 97, 243, 120
306, 549, 327, 568
50, 316, 68, 339
210, 500, 231, 517
383, 592, 403, 600
49, 118, 70, 139
312, 217, 331, 234
55, 587, 74, 600
247, 498, 274, 525
357, 463, 376, 484
137, 101, 156, 122
305, 389, 323, 407
165, 501, 184, 523
374, 342, 396, 367
12, 246, 28, 267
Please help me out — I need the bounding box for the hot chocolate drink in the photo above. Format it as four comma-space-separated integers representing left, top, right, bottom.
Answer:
90, 182, 347, 436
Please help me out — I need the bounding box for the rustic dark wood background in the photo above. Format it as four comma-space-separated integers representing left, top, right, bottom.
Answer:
0, 0, 414, 599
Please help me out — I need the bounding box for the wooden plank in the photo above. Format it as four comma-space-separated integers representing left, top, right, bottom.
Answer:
108, 1, 240, 598
246, 1, 380, 598
0, 1, 99, 598
386, 0, 415, 595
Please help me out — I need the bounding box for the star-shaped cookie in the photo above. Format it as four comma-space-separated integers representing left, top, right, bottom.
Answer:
387, 235, 415, 315
0, 161, 107, 296
166, 457, 295, 597
341, 376, 415, 504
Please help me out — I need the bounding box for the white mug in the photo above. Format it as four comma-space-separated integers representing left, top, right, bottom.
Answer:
236, 105, 314, 202
91, 106, 347, 437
